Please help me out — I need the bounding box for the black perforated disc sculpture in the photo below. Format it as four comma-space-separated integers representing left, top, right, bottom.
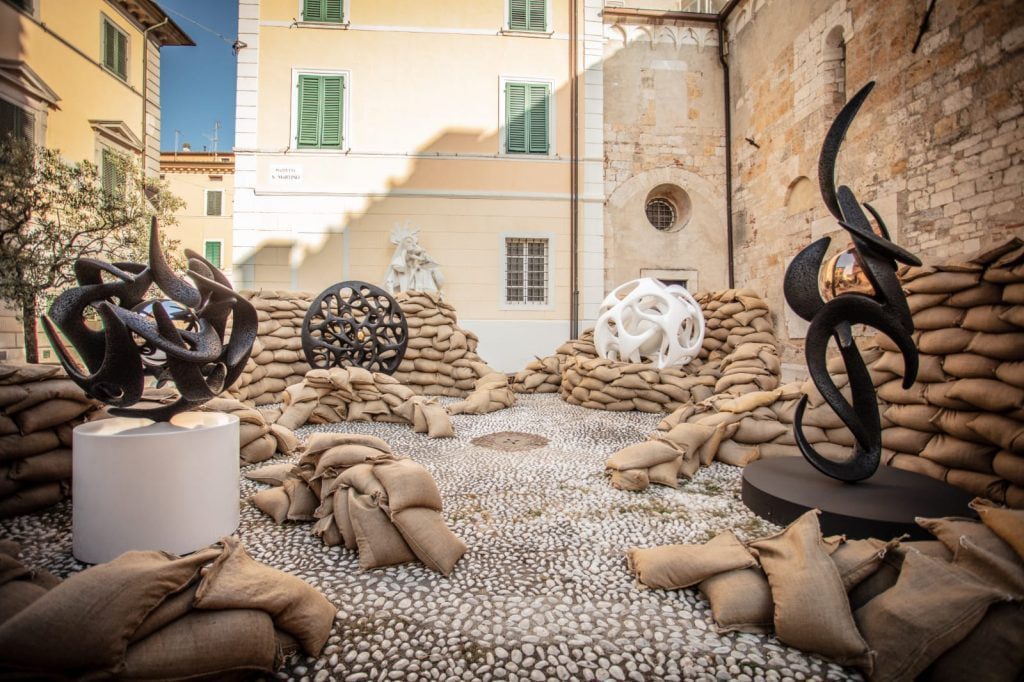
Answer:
301, 281, 408, 374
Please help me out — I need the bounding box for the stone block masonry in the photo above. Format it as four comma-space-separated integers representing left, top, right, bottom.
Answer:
726, 0, 1023, 365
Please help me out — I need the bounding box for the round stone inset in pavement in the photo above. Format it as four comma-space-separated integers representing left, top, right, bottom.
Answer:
471, 431, 550, 452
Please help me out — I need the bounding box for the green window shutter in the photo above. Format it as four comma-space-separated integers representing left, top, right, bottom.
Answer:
527, 84, 549, 153
527, 0, 546, 32
297, 75, 322, 148
509, 0, 528, 30
324, 0, 343, 22
206, 191, 223, 216
320, 76, 343, 147
0, 100, 32, 141
101, 149, 115, 194
116, 27, 127, 79
303, 0, 322, 21
505, 83, 527, 153
102, 20, 115, 71
204, 241, 222, 268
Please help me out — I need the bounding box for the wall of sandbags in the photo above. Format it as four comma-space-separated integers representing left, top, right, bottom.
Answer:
869, 242, 1024, 506
228, 290, 314, 406
654, 239, 1024, 507
0, 365, 101, 518
513, 289, 780, 413
390, 291, 499, 397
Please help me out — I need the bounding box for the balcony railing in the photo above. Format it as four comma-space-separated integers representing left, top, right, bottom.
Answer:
603, 1, 726, 15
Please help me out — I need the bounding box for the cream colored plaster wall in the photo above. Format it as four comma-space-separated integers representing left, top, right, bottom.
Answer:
235, 0, 586, 370
162, 169, 235, 278
0, 0, 147, 165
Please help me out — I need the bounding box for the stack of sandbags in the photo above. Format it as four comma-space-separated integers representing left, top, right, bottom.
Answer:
512, 289, 780, 412
391, 291, 500, 398
447, 372, 516, 415
276, 367, 454, 438
248, 433, 466, 574
628, 505, 1024, 681
867, 241, 1024, 507
0, 365, 101, 519
0, 537, 335, 678
512, 331, 598, 394
199, 398, 300, 464
228, 290, 314, 406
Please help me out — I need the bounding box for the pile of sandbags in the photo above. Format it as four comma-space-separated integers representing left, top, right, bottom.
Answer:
447, 372, 516, 415
276, 367, 455, 438
512, 289, 780, 413
391, 291, 501, 398
199, 398, 300, 464
628, 505, 1024, 680
0, 365, 101, 518
228, 290, 314, 406
248, 433, 466, 574
865, 241, 1024, 506
0, 537, 335, 678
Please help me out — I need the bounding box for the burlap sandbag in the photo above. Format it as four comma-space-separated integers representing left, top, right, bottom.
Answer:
245, 463, 295, 486
250, 487, 291, 524
8, 449, 71, 483
920, 601, 1024, 682
391, 507, 467, 575
647, 456, 683, 487
607, 440, 682, 472
749, 511, 872, 669
663, 422, 716, 456
628, 531, 756, 590
916, 516, 1019, 564
348, 491, 416, 569
610, 469, 649, 491
698, 564, 774, 634
945, 379, 1024, 412
194, 537, 335, 656
967, 414, 1024, 453
970, 498, 1024, 561
122, 608, 278, 679
0, 546, 220, 673
0, 482, 66, 519
315, 444, 391, 477
854, 551, 1005, 682
715, 441, 760, 467
374, 458, 443, 513
829, 538, 892, 591
942, 353, 1001, 379
0, 431, 60, 461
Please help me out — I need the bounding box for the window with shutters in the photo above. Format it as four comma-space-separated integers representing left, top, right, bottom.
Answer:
294, 73, 345, 149
100, 148, 126, 197
302, 0, 344, 23
101, 17, 128, 81
0, 98, 35, 141
508, 0, 547, 32
503, 236, 551, 306
503, 80, 550, 155
206, 190, 224, 216
204, 241, 223, 269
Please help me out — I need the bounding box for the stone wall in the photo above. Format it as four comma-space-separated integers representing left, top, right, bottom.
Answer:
603, 19, 730, 293
726, 0, 1024, 365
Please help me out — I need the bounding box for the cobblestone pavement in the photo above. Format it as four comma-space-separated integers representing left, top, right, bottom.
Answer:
1, 394, 860, 682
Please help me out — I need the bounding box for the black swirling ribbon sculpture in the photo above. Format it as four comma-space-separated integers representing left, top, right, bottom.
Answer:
301, 281, 408, 374
783, 81, 922, 482
41, 218, 257, 422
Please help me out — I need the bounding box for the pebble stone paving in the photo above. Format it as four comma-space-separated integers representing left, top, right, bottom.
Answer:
1, 394, 861, 682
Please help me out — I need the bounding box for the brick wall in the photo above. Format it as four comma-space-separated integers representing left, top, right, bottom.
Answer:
726, 0, 1024, 365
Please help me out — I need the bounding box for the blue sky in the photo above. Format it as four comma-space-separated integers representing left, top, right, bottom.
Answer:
157, 0, 238, 153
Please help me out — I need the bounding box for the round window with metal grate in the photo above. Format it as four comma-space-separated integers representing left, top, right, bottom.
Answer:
645, 198, 677, 231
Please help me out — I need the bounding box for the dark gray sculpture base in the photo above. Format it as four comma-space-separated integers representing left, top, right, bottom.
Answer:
741, 457, 976, 540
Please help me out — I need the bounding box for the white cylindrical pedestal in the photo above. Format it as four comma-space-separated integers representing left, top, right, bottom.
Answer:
73, 412, 240, 564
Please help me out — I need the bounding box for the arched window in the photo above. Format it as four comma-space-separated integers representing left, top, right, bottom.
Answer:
824, 26, 846, 111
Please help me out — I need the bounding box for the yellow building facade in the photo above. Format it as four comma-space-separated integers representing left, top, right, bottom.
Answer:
160, 151, 235, 280
0, 0, 191, 361
234, 0, 607, 371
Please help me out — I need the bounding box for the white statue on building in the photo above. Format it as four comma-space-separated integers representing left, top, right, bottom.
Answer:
383, 222, 444, 294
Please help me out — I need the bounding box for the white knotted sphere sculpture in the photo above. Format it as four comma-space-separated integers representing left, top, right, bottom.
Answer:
594, 278, 705, 369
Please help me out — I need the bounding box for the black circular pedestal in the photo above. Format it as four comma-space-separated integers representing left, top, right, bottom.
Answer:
742, 458, 976, 540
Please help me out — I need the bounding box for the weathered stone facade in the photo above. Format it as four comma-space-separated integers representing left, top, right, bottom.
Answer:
604, 0, 1024, 368
602, 20, 729, 293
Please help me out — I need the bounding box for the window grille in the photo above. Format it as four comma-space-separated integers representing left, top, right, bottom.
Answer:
646, 198, 677, 231
505, 237, 548, 304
